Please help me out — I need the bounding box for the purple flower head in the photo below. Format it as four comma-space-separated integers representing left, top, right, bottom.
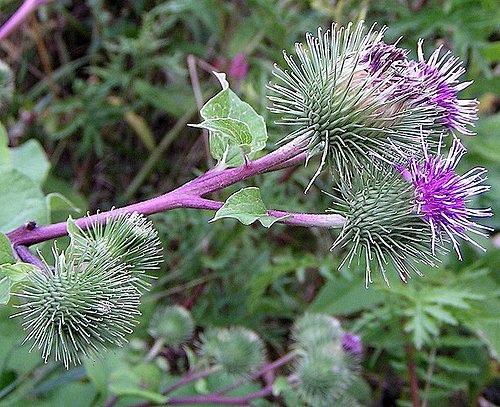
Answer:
405, 40, 478, 135
212, 53, 249, 83
403, 138, 492, 258
228, 53, 249, 82
361, 40, 408, 75
341, 333, 363, 355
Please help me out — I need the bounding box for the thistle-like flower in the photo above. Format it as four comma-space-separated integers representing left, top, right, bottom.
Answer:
268, 21, 439, 186
400, 138, 491, 258
331, 164, 442, 286
15, 248, 141, 368
69, 212, 163, 290
405, 40, 478, 135
360, 40, 408, 75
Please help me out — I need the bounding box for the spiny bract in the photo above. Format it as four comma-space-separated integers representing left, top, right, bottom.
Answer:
295, 349, 358, 407
69, 212, 163, 290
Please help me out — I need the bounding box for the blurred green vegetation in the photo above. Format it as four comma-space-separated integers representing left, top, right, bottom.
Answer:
0, 0, 498, 405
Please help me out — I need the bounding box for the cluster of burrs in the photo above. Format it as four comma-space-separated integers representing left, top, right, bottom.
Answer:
147, 308, 363, 406
14, 213, 162, 368
269, 21, 492, 285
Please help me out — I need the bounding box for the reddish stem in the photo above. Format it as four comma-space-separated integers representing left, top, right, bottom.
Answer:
164, 366, 221, 395
216, 351, 297, 395
404, 341, 421, 407
166, 384, 274, 405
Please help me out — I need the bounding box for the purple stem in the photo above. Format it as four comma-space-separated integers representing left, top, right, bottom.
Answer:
164, 384, 274, 405
176, 135, 309, 197
0, 0, 53, 41
164, 366, 221, 395
134, 353, 297, 407
216, 351, 297, 395
184, 197, 345, 228
14, 245, 46, 270
266, 151, 308, 172
8, 136, 345, 249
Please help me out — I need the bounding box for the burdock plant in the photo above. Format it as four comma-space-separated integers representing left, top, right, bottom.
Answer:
0, 17, 492, 371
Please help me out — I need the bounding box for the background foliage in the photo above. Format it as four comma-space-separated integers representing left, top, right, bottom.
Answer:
0, 0, 498, 405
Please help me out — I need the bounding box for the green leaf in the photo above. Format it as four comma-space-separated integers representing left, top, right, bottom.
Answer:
0, 276, 12, 305
132, 363, 162, 390
466, 317, 500, 358
481, 41, 500, 63
309, 276, 385, 315
197, 72, 267, 166
430, 373, 467, 390
0, 304, 40, 375
434, 356, 481, 374
46, 193, 81, 215
465, 114, 500, 162
10, 139, 50, 185
0, 232, 14, 264
423, 288, 483, 308
193, 377, 210, 395
424, 305, 458, 325
404, 299, 439, 349
1, 262, 37, 282
0, 168, 48, 233
191, 118, 253, 153
211, 187, 285, 228
0, 262, 37, 305
132, 80, 196, 118
434, 335, 484, 348
0, 122, 8, 165
108, 369, 168, 404
66, 216, 80, 238
272, 376, 289, 397
272, 376, 301, 407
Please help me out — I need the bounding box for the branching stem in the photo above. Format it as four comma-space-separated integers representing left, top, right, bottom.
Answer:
8, 136, 346, 255
215, 351, 297, 395
163, 366, 222, 395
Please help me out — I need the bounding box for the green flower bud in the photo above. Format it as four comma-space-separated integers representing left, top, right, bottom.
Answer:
148, 305, 194, 347
295, 350, 353, 407
14, 248, 141, 369
200, 327, 265, 376
292, 313, 343, 350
